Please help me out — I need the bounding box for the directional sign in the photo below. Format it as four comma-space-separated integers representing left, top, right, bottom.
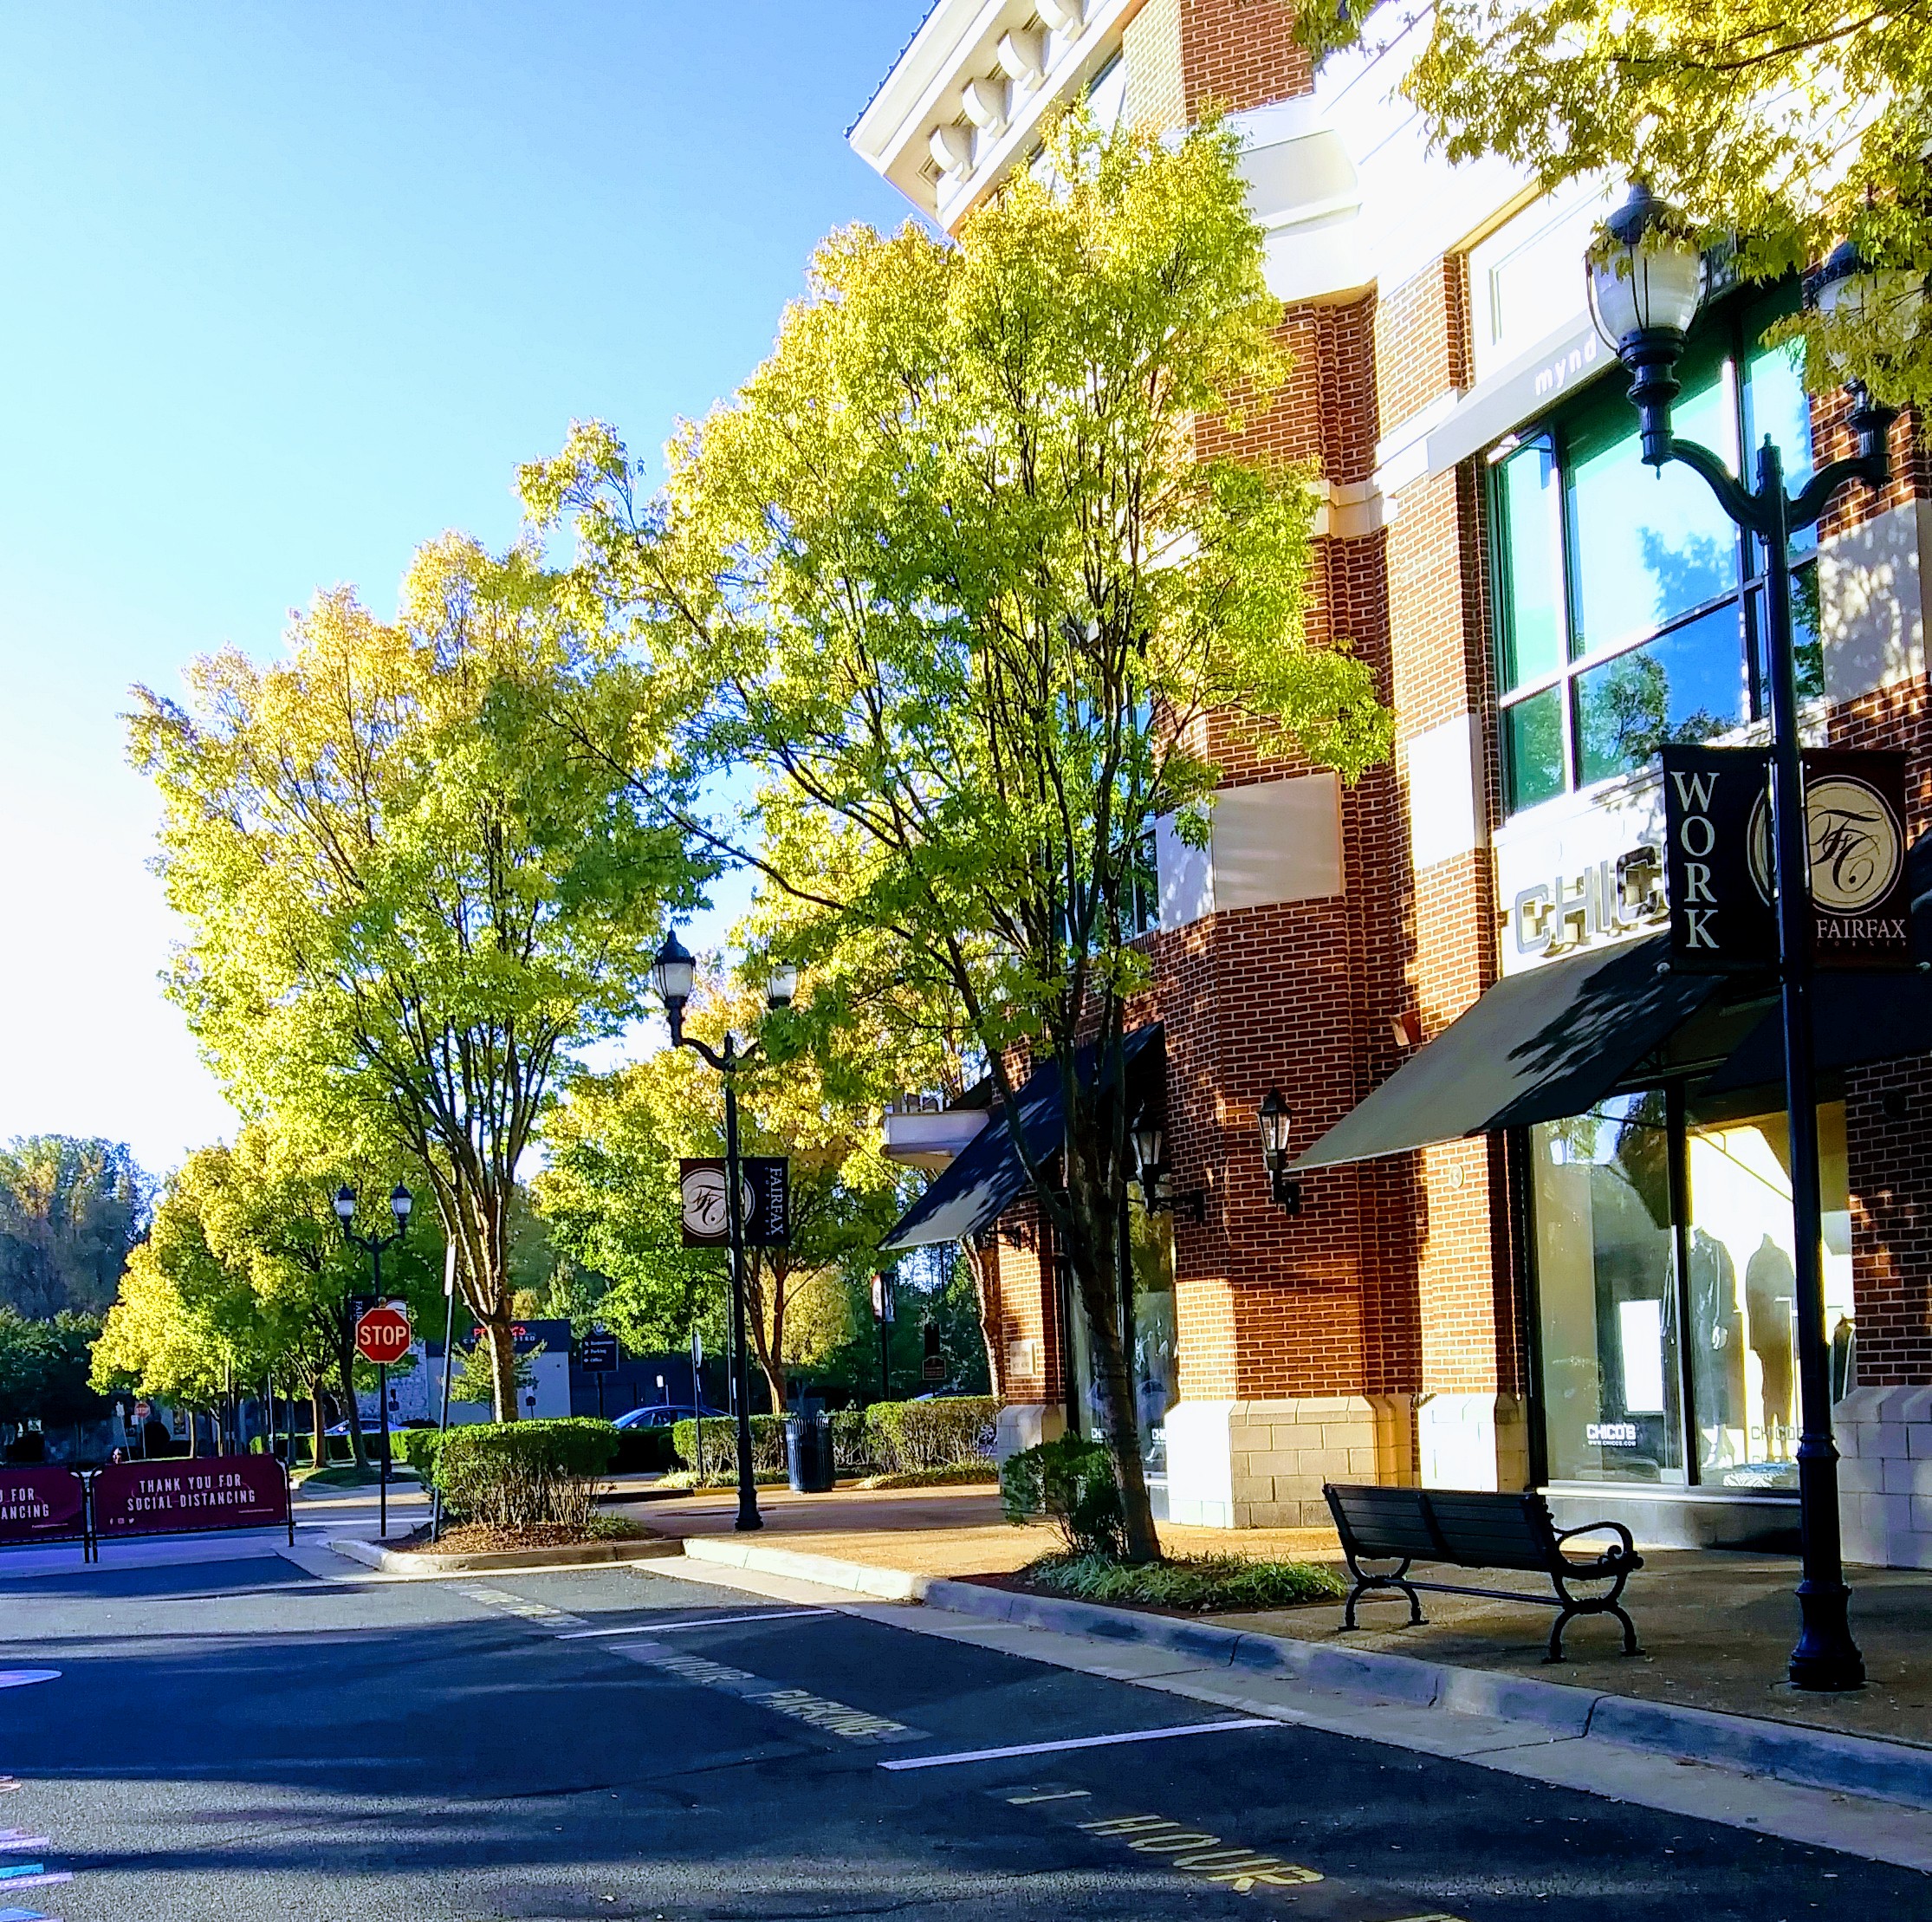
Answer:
354, 1305, 412, 1365
580, 1332, 619, 1374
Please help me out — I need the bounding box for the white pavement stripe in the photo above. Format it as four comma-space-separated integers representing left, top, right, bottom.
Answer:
878, 1718, 1279, 1772
556, 1608, 833, 1640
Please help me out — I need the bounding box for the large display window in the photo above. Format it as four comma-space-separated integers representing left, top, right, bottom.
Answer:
1530, 1086, 1850, 1493
1061, 1193, 1178, 1473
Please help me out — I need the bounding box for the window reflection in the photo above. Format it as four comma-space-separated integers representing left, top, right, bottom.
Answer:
1572, 601, 1747, 786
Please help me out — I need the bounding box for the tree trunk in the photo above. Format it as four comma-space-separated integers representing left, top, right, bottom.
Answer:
958, 1238, 1002, 1394
484, 1309, 521, 1419
1062, 1132, 1160, 1565
743, 1253, 788, 1412
310, 1389, 327, 1470
336, 1316, 368, 1468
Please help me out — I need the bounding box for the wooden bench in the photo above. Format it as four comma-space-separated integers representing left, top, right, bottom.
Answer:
1323, 1483, 1643, 1664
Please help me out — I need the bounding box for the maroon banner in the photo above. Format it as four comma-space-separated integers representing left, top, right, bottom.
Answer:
0, 1466, 86, 1547
93, 1456, 289, 1539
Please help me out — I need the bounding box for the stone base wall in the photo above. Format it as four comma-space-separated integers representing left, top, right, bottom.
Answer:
1417, 1391, 1531, 1492
991, 1400, 1066, 1464
1165, 1393, 1415, 1529
1837, 1385, 1932, 1568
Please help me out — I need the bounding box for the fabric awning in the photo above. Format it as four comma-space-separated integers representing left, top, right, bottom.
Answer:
1705, 828, 1932, 1092
1291, 935, 1722, 1172
880, 1023, 1164, 1253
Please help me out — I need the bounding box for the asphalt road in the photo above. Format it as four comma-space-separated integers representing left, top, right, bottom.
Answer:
0, 1554, 1922, 1920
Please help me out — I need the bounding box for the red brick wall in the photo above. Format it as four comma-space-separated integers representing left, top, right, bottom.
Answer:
1177, 0, 1311, 116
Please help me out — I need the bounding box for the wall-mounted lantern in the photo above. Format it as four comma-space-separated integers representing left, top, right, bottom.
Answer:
1131, 1115, 1204, 1222
1258, 1088, 1301, 1216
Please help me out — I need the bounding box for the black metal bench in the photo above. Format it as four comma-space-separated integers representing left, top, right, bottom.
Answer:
1323, 1483, 1643, 1663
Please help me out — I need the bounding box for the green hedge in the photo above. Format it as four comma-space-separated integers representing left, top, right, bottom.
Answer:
866, 1396, 997, 1472
435, 1418, 618, 1529
671, 1414, 787, 1477
829, 1408, 871, 1473
394, 1428, 444, 1480
1000, 1433, 1125, 1558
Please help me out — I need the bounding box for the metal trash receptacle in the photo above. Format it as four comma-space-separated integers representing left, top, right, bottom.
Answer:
785, 1410, 835, 1492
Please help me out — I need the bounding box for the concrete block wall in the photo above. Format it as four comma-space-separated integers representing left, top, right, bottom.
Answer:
1836, 1386, 1932, 1569
1167, 1393, 1415, 1528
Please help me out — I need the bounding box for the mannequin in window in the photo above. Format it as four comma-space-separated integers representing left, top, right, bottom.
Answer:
1689, 1227, 1745, 1464
1745, 1233, 1797, 1460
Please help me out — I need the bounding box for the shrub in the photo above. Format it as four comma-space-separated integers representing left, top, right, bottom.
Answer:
853, 1463, 1000, 1490
1000, 1433, 1125, 1558
1025, 1552, 1347, 1613
435, 1418, 618, 1530
829, 1407, 872, 1474
670, 1413, 787, 1477
613, 1426, 676, 1473
393, 1428, 443, 1481
866, 1396, 997, 1472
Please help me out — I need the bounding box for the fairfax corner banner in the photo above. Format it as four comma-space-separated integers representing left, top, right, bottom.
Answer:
679, 1157, 790, 1249
1662, 745, 1914, 971
92, 1456, 290, 1540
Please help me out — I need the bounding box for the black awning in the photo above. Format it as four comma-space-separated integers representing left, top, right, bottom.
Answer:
1705, 828, 1932, 1092
880, 1024, 1164, 1253
1292, 934, 1721, 1172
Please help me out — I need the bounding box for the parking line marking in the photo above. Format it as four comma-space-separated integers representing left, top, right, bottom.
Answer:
454, 1585, 588, 1629
556, 1608, 833, 1639
879, 1717, 1276, 1771
606, 1640, 923, 1743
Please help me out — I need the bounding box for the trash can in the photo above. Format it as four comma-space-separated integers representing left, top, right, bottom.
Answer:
786, 1410, 835, 1492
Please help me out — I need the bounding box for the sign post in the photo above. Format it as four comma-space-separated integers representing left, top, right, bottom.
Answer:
871, 1272, 895, 1401
354, 1304, 412, 1538
690, 1328, 705, 1480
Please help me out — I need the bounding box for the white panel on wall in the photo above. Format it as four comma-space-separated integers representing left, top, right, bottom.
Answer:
1156, 813, 1214, 931
1404, 711, 1486, 871
1465, 181, 1609, 386
1821, 498, 1929, 706
1211, 773, 1344, 911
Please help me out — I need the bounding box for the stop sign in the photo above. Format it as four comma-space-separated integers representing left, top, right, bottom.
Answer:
354, 1305, 412, 1365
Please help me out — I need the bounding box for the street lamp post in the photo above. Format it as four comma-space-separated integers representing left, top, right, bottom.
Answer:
652, 932, 798, 1534
1585, 187, 1921, 1691
334, 1181, 412, 1540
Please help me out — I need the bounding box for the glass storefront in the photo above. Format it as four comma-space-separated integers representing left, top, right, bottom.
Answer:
1531, 1087, 1850, 1493
1061, 1193, 1179, 1472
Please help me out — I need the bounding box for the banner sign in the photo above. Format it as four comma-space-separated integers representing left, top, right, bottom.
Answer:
0, 1466, 86, 1548
93, 1456, 289, 1540
1662, 745, 1915, 971
1794, 750, 1912, 967
680, 1157, 790, 1248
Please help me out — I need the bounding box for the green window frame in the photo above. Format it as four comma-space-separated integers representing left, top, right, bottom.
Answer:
1490, 289, 1822, 818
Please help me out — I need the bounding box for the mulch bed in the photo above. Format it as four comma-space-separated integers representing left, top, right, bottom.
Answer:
956, 1566, 1338, 1620
385, 1519, 653, 1556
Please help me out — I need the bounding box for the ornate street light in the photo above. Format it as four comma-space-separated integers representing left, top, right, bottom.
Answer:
652, 931, 801, 1533
1256, 1088, 1300, 1215
1585, 185, 1903, 1692
1131, 1114, 1203, 1222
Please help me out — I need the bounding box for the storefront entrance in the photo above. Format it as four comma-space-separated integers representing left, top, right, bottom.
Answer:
1529, 1086, 1851, 1498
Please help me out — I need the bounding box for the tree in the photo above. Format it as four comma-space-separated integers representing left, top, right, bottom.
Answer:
535, 970, 912, 1411
0, 1311, 113, 1443
0, 1137, 152, 1318
1300, 0, 1932, 405
127, 533, 703, 1418
522, 111, 1390, 1559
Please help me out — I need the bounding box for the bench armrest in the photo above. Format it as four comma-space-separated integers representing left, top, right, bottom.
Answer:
1553, 1518, 1637, 1563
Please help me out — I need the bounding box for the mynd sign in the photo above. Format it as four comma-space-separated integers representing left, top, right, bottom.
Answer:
1662, 745, 1912, 970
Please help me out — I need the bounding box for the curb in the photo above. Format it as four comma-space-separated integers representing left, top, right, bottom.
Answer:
326, 1536, 679, 1577
678, 1536, 930, 1602
670, 1538, 1932, 1812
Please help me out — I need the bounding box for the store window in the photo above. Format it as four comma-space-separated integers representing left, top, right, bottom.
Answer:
1492, 290, 1821, 817
1530, 1087, 1851, 1492
1060, 1193, 1178, 1472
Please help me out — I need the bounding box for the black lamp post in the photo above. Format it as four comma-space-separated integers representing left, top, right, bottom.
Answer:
652, 931, 798, 1534
333, 1181, 412, 1537
1586, 185, 1922, 1692
1257, 1089, 1300, 1214
1131, 1116, 1205, 1222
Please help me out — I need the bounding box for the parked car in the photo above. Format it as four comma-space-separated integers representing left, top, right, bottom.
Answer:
613, 1404, 725, 1432
322, 1416, 433, 1436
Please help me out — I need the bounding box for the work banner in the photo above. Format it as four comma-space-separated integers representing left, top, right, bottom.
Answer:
93, 1455, 289, 1540
1663, 745, 1916, 971
0, 1465, 87, 1548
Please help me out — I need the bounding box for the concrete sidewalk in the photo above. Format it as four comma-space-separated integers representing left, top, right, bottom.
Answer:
620, 1482, 1932, 1751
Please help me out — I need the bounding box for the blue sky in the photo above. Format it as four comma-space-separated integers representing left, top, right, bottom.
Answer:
0, 2, 929, 1177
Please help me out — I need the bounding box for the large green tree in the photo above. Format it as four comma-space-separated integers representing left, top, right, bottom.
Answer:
1303, 0, 1932, 403
128, 534, 703, 1417
0, 1137, 151, 1318
522, 111, 1390, 1558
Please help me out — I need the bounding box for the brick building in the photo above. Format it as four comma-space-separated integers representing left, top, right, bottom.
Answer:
853, 0, 1932, 1564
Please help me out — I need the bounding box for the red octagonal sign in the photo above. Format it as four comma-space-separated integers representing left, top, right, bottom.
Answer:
354, 1305, 412, 1365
